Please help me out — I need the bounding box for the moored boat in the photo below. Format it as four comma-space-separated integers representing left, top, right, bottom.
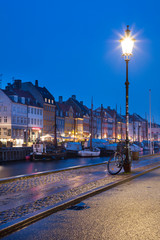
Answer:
65, 142, 82, 157
30, 143, 66, 160
78, 99, 100, 158
78, 148, 100, 157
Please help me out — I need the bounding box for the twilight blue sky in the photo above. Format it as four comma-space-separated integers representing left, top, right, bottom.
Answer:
0, 0, 160, 122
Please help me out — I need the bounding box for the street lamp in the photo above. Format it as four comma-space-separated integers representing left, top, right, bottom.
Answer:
120, 25, 135, 173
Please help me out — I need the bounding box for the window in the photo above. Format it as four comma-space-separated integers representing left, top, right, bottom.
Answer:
4, 106, 7, 112
8, 129, 11, 136
28, 118, 30, 124
34, 119, 36, 124
28, 107, 30, 113
34, 108, 36, 114
0, 117, 1, 123
24, 118, 27, 124
31, 108, 33, 114
14, 95, 18, 102
40, 109, 42, 115
37, 119, 39, 125
4, 116, 7, 123
13, 129, 15, 136
52, 100, 54, 104
48, 99, 50, 103
17, 117, 20, 123
3, 128, 7, 135
40, 120, 42, 125
31, 118, 33, 124
21, 117, 23, 124
37, 109, 39, 115
45, 98, 47, 102
13, 116, 16, 123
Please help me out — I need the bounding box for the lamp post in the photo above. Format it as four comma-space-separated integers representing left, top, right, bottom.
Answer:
120, 25, 135, 173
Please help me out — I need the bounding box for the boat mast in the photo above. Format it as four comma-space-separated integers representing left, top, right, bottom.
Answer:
115, 105, 117, 142
54, 103, 57, 147
90, 98, 93, 150
120, 106, 122, 141
101, 104, 103, 139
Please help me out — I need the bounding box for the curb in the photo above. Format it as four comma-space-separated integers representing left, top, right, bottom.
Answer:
0, 164, 160, 238
0, 162, 108, 184
1, 153, 160, 184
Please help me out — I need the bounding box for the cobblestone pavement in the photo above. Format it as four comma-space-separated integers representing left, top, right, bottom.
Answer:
0, 155, 160, 227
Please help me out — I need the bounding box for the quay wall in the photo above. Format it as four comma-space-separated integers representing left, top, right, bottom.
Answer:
0, 147, 32, 162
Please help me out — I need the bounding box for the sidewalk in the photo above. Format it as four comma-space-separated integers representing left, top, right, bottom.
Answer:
0, 154, 160, 234
5, 168, 159, 240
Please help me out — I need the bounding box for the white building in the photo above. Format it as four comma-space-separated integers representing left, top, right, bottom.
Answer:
0, 87, 43, 146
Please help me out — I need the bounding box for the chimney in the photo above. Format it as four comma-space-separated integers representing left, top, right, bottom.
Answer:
5, 83, 11, 91
72, 95, 76, 100
59, 96, 63, 103
80, 101, 83, 105
13, 80, 22, 89
35, 80, 38, 87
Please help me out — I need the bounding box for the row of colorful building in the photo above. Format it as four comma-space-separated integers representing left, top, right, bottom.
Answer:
0, 79, 160, 146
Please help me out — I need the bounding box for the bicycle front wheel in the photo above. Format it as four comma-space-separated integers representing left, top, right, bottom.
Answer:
107, 152, 123, 175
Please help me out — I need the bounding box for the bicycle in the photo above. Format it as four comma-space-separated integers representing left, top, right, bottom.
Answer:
107, 141, 132, 175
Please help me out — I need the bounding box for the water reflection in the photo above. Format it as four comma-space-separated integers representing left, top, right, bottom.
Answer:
0, 157, 108, 179
0, 149, 159, 179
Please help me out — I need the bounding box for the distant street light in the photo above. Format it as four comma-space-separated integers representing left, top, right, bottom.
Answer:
120, 25, 135, 173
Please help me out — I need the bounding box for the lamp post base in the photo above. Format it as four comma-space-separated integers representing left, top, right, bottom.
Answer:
123, 162, 131, 173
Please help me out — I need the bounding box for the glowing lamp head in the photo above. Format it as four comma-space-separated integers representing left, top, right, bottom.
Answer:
120, 25, 135, 59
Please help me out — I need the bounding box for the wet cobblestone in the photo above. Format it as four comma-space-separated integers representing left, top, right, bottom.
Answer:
0, 156, 160, 226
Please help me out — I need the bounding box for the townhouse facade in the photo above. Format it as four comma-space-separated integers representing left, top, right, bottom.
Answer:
1, 80, 160, 145
21, 80, 56, 136
0, 84, 43, 146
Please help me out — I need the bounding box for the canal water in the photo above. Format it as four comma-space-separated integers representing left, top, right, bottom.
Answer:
0, 150, 158, 179
0, 157, 109, 179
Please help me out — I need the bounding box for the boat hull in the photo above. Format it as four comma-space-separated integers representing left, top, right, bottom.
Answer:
78, 150, 100, 157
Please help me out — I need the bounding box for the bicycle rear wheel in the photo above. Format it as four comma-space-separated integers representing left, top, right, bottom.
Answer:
107, 152, 123, 175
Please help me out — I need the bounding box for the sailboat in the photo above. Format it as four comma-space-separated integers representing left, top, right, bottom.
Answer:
31, 104, 66, 160
78, 98, 100, 157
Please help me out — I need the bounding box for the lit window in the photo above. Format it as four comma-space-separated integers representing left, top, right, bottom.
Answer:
48, 99, 50, 103
45, 98, 47, 102
52, 100, 54, 104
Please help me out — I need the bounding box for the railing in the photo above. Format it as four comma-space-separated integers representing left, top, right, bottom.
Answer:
0, 147, 32, 161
